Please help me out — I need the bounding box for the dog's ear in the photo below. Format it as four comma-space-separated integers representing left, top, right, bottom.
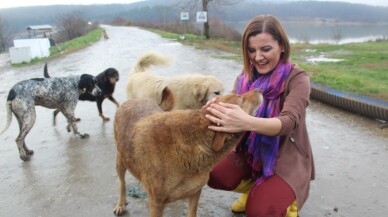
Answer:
103, 69, 110, 82
212, 132, 227, 152
159, 86, 175, 111
194, 83, 209, 104
78, 74, 88, 90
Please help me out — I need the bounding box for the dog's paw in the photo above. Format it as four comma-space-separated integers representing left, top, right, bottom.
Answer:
100, 114, 110, 122
19, 148, 33, 161
26, 149, 34, 155
80, 133, 89, 139
19, 154, 31, 161
113, 205, 126, 216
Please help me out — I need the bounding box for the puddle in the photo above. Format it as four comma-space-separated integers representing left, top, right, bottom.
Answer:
307, 55, 345, 63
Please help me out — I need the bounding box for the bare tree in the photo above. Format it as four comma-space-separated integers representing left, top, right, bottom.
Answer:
332, 24, 342, 45
0, 14, 13, 52
176, 0, 241, 39
56, 11, 89, 42
297, 34, 310, 44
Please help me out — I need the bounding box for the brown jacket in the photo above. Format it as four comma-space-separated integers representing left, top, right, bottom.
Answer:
276, 65, 315, 209
232, 65, 314, 209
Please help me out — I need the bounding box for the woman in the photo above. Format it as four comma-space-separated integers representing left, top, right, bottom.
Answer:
205, 15, 315, 217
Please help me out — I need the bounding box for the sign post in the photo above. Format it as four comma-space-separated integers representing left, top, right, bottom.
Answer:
196, 11, 207, 23
196, 11, 207, 38
180, 12, 189, 40
180, 12, 189, 22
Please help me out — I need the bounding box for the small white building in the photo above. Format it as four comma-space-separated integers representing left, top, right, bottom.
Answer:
9, 38, 51, 64
9, 25, 52, 64
13, 38, 51, 58
9, 47, 32, 64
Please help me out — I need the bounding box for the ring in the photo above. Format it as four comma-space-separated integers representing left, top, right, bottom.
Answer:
217, 121, 220, 126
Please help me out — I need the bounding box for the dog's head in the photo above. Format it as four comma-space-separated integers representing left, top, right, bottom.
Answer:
103, 68, 120, 84
79, 74, 102, 96
194, 75, 224, 106
210, 89, 263, 151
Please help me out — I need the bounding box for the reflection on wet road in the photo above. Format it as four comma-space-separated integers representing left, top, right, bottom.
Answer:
0, 26, 387, 217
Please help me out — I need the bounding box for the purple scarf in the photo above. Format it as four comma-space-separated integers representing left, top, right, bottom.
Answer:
236, 61, 292, 184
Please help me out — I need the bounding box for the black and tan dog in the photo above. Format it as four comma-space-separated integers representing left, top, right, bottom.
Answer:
0, 69, 101, 161
44, 63, 120, 122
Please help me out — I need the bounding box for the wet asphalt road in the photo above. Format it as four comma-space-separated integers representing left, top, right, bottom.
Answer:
0, 25, 387, 217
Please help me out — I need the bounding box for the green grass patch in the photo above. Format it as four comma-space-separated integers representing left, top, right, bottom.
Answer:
146, 28, 204, 41
50, 28, 103, 58
292, 42, 388, 100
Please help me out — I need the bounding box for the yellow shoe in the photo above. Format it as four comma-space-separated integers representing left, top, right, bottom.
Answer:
231, 192, 248, 213
286, 200, 298, 217
231, 179, 298, 216
230, 179, 253, 213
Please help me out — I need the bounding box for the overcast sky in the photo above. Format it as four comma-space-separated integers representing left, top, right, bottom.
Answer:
0, 0, 387, 9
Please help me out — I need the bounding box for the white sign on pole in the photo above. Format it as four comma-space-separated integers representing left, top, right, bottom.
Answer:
196, 11, 207, 23
181, 12, 189, 22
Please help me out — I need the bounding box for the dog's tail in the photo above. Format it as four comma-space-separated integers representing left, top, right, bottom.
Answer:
0, 101, 13, 135
131, 51, 171, 74
43, 62, 50, 78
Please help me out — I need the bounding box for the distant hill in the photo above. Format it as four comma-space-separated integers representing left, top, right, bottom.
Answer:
1, 0, 387, 33
220, 1, 388, 23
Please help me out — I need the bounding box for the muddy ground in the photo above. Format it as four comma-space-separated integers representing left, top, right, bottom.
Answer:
0, 25, 387, 217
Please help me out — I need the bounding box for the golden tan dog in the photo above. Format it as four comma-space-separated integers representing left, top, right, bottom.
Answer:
126, 51, 224, 110
113, 89, 262, 217
103, 29, 109, 39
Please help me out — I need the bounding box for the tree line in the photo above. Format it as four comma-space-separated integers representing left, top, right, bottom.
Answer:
1, 0, 387, 32
1, 0, 388, 51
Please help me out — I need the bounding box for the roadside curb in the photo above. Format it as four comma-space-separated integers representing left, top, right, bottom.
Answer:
310, 82, 388, 122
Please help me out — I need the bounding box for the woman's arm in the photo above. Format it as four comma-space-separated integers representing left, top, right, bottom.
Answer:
206, 102, 282, 136
205, 69, 310, 136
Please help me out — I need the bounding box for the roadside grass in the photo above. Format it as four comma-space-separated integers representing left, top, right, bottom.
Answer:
147, 27, 387, 101
12, 28, 103, 67
292, 42, 388, 101
146, 28, 241, 56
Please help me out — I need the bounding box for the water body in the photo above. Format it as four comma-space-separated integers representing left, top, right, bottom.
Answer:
229, 21, 388, 44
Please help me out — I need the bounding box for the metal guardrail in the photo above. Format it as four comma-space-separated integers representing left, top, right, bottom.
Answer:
310, 82, 388, 122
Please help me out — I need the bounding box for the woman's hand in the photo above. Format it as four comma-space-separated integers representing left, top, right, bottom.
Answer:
205, 102, 252, 133
202, 96, 221, 109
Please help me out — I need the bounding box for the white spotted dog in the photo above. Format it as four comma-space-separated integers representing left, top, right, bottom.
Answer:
0, 72, 101, 161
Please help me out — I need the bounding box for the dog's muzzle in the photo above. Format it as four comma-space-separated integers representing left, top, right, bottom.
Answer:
92, 86, 102, 96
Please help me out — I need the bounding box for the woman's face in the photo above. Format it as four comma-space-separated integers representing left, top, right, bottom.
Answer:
247, 33, 283, 75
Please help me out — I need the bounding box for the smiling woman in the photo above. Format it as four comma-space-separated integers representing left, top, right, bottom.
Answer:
205, 14, 314, 217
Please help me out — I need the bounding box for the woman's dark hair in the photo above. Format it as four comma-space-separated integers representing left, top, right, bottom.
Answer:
241, 15, 290, 79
